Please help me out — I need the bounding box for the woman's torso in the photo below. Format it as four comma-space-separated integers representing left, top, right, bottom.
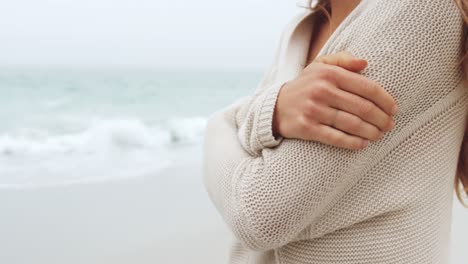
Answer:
229, 0, 468, 263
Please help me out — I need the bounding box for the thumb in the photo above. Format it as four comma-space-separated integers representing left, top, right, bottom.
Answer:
314, 51, 368, 72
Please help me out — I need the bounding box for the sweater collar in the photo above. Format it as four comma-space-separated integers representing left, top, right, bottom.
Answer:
275, 9, 315, 84
275, 0, 370, 84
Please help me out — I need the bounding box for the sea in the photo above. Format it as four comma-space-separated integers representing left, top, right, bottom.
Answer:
0, 66, 262, 187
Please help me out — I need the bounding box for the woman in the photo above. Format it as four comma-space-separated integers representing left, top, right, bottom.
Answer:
203, 0, 468, 263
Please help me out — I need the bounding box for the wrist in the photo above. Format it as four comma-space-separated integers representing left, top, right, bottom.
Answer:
272, 81, 289, 139
272, 102, 282, 139
255, 81, 287, 148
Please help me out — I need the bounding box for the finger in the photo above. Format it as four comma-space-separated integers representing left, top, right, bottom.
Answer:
315, 51, 368, 72
303, 101, 383, 140
324, 107, 384, 140
330, 65, 398, 116
309, 123, 369, 150
324, 87, 395, 132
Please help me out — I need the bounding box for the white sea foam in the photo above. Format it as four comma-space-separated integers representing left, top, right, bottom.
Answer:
0, 116, 207, 186
0, 67, 256, 187
0, 117, 207, 157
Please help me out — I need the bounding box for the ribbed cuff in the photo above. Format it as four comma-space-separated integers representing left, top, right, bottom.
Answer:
255, 82, 285, 148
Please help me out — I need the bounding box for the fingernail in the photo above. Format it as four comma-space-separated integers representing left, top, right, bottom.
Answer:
388, 119, 395, 131
391, 105, 399, 116
362, 139, 370, 148
378, 131, 385, 139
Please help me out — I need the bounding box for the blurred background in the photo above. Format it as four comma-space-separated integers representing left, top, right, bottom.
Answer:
0, 0, 466, 263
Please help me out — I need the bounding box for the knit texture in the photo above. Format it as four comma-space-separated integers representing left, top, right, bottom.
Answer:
202, 0, 468, 263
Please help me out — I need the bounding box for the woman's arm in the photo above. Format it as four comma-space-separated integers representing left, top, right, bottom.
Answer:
235, 52, 397, 157
203, 0, 465, 252
232, 15, 388, 157
203, 94, 398, 251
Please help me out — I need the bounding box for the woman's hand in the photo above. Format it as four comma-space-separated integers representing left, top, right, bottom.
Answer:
272, 51, 399, 150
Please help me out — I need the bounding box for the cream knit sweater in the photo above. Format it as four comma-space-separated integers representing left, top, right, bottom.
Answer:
202, 0, 468, 263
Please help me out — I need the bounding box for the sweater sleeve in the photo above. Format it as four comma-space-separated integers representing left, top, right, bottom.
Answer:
234, 81, 285, 156
202, 0, 465, 252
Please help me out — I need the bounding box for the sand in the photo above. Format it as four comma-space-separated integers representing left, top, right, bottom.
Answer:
0, 159, 232, 264
0, 155, 467, 263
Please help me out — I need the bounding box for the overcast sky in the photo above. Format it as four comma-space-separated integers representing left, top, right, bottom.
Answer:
0, 0, 305, 70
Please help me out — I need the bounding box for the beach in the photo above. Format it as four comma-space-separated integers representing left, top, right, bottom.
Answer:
1, 146, 467, 263
0, 144, 232, 264
0, 67, 467, 263
0, 67, 247, 263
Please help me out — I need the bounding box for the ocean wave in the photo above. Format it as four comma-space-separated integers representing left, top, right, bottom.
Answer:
0, 116, 207, 156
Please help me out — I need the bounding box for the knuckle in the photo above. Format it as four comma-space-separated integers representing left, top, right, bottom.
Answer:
304, 63, 320, 73
315, 64, 335, 80
297, 115, 311, 134
362, 81, 378, 96
347, 116, 362, 131
325, 130, 341, 144
357, 101, 374, 118
306, 101, 321, 116
310, 81, 332, 99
